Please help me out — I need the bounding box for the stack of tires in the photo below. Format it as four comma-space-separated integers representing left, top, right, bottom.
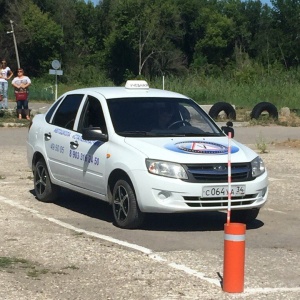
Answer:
208, 101, 278, 120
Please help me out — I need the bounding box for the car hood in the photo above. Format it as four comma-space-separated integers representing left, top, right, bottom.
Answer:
124, 136, 257, 163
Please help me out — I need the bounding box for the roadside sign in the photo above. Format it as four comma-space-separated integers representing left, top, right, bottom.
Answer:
49, 69, 63, 75
51, 60, 61, 70
49, 60, 63, 100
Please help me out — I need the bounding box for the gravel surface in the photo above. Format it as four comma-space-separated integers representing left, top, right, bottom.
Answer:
0, 128, 300, 299
0, 143, 229, 300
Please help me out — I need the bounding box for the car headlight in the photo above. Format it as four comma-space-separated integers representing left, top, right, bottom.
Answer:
251, 156, 265, 178
146, 159, 188, 179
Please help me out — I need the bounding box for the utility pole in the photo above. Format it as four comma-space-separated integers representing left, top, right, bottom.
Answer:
7, 20, 20, 68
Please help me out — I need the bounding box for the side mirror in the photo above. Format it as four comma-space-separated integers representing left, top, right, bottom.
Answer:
82, 127, 108, 142
221, 121, 234, 138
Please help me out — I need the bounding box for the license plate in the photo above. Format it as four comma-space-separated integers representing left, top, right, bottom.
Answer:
202, 185, 245, 198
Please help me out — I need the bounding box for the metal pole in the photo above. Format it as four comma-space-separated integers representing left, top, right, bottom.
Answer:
55, 72, 58, 101
10, 20, 20, 68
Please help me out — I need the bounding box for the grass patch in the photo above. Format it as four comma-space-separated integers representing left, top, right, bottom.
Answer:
6, 70, 300, 110
152, 71, 300, 111
73, 232, 84, 236
249, 116, 277, 126
255, 133, 268, 153
0, 256, 29, 268
277, 112, 300, 127
63, 265, 80, 270
26, 267, 50, 278
0, 256, 78, 279
0, 109, 32, 126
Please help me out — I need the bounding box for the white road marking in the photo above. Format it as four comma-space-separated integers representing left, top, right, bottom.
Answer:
269, 175, 300, 181
268, 177, 283, 182
244, 287, 300, 295
1, 195, 299, 296
265, 208, 287, 214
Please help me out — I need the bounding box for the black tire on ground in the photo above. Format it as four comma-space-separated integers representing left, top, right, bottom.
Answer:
208, 102, 236, 120
34, 159, 60, 202
112, 179, 145, 229
231, 208, 260, 224
250, 102, 278, 120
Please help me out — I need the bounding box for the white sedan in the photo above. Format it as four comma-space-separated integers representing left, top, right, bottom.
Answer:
27, 81, 268, 228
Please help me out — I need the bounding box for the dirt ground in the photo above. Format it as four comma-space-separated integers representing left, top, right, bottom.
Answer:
275, 139, 300, 148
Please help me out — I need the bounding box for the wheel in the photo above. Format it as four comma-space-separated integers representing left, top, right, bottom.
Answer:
112, 179, 145, 229
231, 208, 260, 224
167, 120, 190, 129
250, 102, 278, 120
209, 102, 236, 120
34, 159, 59, 202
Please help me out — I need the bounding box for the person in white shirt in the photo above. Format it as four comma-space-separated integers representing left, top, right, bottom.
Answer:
12, 68, 31, 120
0, 60, 13, 109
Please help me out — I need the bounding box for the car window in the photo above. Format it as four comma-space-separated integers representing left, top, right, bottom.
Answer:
78, 96, 107, 134
51, 94, 83, 129
45, 98, 62, 123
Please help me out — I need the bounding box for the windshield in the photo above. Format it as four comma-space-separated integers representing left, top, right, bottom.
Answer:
107, 97, 224, 137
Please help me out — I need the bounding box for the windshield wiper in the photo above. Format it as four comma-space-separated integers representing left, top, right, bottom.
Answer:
117, 131, 156, 137
183, 132, 222, 137
154, 133, 187, 137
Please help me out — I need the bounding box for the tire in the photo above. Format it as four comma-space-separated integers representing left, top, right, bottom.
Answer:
231, 208, 260, 224
250, 102, 278, 120
209, 102, 236, 120
112, 179, 145, 229
34, 159, 59, 202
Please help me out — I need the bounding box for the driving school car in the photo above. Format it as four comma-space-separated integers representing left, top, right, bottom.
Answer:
27, 80, 268, 229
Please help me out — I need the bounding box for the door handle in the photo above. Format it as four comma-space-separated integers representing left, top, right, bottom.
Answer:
70, 140, 79, 149
44, 132, 51, 141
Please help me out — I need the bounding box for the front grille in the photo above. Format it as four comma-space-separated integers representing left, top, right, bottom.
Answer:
184, 163, 252, 183
184, 194, 257, 208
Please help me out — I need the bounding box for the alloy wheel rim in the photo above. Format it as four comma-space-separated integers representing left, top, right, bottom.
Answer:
114, 185, 129, 221
35, 165, 47, 195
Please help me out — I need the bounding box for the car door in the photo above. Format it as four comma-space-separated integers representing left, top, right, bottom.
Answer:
68, 95, 108, 196
44, 94, 84, 183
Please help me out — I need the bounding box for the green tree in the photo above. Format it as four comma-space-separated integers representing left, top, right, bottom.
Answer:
192, 4, 235, 70
271, 0, 300, 68
0, 0, 16, 65
0, 0, 298, 84
102, 0, 185, 84
249, 2, 275, 70
7, 0, 64, 76
176, 0, 206, 67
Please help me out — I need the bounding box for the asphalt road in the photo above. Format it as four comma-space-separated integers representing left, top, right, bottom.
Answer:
1, 125, 300, 299
233, 125, 300, 144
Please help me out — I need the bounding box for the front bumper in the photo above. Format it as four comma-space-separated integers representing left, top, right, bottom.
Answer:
132, 170, 268, 213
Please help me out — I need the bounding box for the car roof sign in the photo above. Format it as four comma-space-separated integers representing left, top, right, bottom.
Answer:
125, 80, 149, 89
